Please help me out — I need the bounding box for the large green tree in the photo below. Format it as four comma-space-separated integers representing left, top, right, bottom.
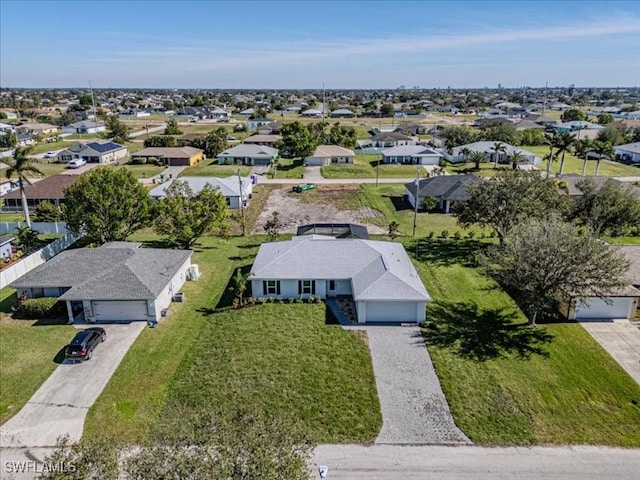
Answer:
104, 116, 130, 144
329, 122, 358, 149
279, 121, 318, 158
479, 216, 630, 325
144, 135, 176, 148
571, 178, 640, 236
192, 127, 228, 157
62, 168, 152, 243
164, 118, 183, 135
440, 125, 478, 149
455, 170, 566, 243
154, 180, 228, 249
479, 122, 517, 145
2, 146, 43, 227
561, 109, 586, 122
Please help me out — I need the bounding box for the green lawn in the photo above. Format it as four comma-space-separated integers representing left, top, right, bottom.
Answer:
179, 159, 252, 177
28, 141, 76, 155
0, 288, 75, 424
119, 163, 165, 179
84, 234, 380, 445
444, 162, 513, 178
523, 145, 640, 177
322, 155, 429, 179
3, 159, 69, 178
0, 213, 24, 222
269, 157, 305, 179
411, 239, 640, 445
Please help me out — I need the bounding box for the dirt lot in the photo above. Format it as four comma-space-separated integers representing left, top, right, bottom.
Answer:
253, 185, 386, 234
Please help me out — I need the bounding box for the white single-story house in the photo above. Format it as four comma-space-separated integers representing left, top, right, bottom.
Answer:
301, 108, 323, 118
330, 108, 356, 118
149, 175, 252, 209
305, 145, 355, 166
62, 121, 106, 135
58, 141, 128, 165
217, 144, 279, 166
247, 118, 274, 131
614, 142, 640, 164
442, 141, 542, 165
382, 145, 442, 165
567, 246, 640, 321
11, 242, 193, 323
405, 174, 481, 213
371, 132, 416, 148
552, 121, 604, 133
249, 236, 431, 324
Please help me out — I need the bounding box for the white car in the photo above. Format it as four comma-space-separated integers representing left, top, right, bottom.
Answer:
67, 159, 87, 169
44, 151, 56, 158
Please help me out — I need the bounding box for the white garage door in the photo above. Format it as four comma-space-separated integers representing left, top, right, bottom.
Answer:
574, 297, 633, 320
364, 301, 419, 323
92, 300, 148, 321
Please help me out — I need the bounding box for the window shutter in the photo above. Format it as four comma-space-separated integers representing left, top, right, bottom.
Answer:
298, 281, 302, 295
276, 281, 281, 295
311, 281, 316, 295
263, 281, 267, 295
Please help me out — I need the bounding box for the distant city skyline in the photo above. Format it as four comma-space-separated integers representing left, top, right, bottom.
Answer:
1, 0, 639, 89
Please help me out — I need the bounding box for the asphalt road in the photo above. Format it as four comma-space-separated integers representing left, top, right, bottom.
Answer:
0, 323, 145, 448
310, 444, 640, 480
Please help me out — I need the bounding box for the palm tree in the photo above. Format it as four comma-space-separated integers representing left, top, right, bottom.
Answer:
509, 151, 526, 170
544, 131, 562, 178
591, 140, 614, 176
2, 146, 43, 228
555, 131, 576, 176
460, 147, 471, 163
574, 138, 594, 176
491, 142, 507, 168
468, 150, 486, 170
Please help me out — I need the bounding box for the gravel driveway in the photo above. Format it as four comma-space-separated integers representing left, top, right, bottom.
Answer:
365, 326, 470, 444
0, 323, 145, 448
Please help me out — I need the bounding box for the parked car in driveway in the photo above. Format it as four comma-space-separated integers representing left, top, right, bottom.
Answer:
67, 159, 86, 169
65, 327, 106, 361
44, 151, 56, 158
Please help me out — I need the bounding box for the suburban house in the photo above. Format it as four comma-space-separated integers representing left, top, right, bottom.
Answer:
371, 132, 416, 148
0, 109, 18, 119
614, 142, 640, 164
247, 118, 274, 131
16, 123, 59, 135
405, 174, 481, 213
296, 223, 369, 239
566, 245, 640, 321
10, 242, 193, 323
62, 121, 106, 135
442, 141, 542, 165
131, 146, 204, 166
149, 175, 252, 209
16, 133, 36, 147
395, 123, 428, 135
305, 145, 355, 166
559, 175, 640, 199
301, 108, 323, 117
58, 141, 128, 165
209, 107, 229, 120
0, 122, 15, 134
552, 121, 604, 133
217, 144, 279, 166
330, 109, 356, 118
382, 145, 442, 165
0, 174, 78, 212
257, 121, 282, 135
243, 134, 283, 146
249, 236, 431, 323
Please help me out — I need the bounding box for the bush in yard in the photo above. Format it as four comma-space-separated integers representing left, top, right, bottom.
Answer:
440, 230, 449, 239
17, 297, 65, 319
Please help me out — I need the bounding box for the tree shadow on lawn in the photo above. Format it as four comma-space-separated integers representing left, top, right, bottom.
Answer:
410, 239, 487, 267
386, 194, 413, 212
423, 300, 553, 361
214, 265, 253, 310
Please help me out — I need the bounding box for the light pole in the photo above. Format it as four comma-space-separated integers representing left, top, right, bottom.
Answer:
238, 167, 246, 236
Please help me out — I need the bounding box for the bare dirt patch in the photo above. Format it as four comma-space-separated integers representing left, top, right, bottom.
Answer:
253, 186, 385, 234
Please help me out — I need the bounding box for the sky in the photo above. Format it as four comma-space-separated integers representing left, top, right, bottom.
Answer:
1, 0, 639, 89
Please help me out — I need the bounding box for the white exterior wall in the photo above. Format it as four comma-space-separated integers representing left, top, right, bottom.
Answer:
252, 278, 349, 299
572, 297, 635, 320
151, 256, 191, 321
416, 155, 441, 165
406, 190, 418, 208
357, 300, 426, 323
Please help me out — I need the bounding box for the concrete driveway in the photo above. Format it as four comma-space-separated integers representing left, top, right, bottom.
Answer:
0, 322, 145, 448
578, 319, 640, 385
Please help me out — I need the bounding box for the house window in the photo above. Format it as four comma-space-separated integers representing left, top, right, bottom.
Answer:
263, 280, 280, 295
32, 287, 44, 298
329, 280, 336, 291
226, 198, 231, 206
58, 287, 70, 295
298, 280, 315, 295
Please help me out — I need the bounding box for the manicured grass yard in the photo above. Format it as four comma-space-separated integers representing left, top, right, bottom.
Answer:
84, 234, 380, 445
0, 213, 25, 222
0, 288, 75, 424
269, 157, 305, 179
444, 162, 513, 178
3, 159, 69, 178
523, 145, 640, 177
411, 239, 640, 446
28, 141, 76, 155
179, 159, 252, 177
322, 155, 430, 179
118, 163, 165, 179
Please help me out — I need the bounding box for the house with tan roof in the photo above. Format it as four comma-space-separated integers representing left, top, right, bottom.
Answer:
305, 145, 355, 166
0, 174, 78, 212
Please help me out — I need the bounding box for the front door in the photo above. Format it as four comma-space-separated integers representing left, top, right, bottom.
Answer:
327, 280, 337, 296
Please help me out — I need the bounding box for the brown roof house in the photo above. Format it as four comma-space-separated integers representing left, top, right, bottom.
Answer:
0, 174, 78, 212
131, 147, 204, 166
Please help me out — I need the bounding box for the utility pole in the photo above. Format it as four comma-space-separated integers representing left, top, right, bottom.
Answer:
238, 167, 246, 236
542, 81, 548, 115
375, 154, 381, 186
322, 83, 325, 124
412, 165, 420, 237
89, 80, 97, 121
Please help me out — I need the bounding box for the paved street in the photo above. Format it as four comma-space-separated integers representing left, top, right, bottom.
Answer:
310, 444, 640, 480
0, 323, 145, 448
578, 319, 640, 384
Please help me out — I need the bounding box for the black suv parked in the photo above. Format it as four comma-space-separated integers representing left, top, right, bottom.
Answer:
65, 327, 106, 362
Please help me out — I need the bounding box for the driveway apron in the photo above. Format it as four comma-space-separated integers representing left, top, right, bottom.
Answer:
0, 323, 145, 448
364, 326, 470, 444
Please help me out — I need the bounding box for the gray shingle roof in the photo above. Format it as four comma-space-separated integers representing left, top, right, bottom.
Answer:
405, 174, 481, 201
218, 144, 279, 158
382, 145, 441, 157
250, 236, 430, 301
11, 243, 191, 301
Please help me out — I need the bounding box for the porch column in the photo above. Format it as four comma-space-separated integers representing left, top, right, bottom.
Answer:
66, 300, 74, 324
445, 200, 451, 213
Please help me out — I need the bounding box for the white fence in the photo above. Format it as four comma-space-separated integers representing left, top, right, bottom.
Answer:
0, 232, 80, 286
1, 222, 69, 235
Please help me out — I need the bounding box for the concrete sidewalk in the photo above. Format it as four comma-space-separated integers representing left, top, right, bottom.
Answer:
578, 319, 640, 385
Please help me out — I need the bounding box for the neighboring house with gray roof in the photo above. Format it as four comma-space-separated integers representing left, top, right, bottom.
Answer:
11, 242, 192, 323
62, 121, 106, 135
217, 144, 279, 166
371, 131, 416, 148
442, 141, 542, 166
149, 175, 252, 209
58, 141, 128, 165
382, 145, 442, 166
614, 142, 640, 164
249, 236, 431, 323
405, 174, 481, 213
